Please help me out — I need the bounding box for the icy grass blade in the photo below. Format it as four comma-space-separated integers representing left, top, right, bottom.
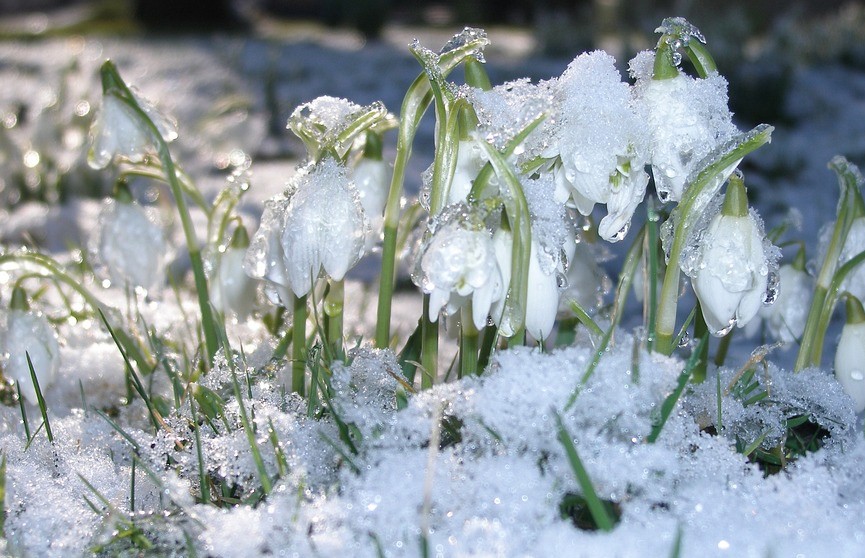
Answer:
796, 156, 865, 370
647, 334, 708, 444
669, 525, 684, 558
26, 351, 53, 443
292, 294, 308, 395
229, 366, 272, 496
555, 412, 616, 532
16, 383, 31, 444
99, 309, 163, 433
566, 299, 604, 338
654, 125, 773, 355
94, 408, 141, 453
79, 473, 155, 552
376, 30, 490, 347
98, 61, 223, 365
267, 418, 290, 478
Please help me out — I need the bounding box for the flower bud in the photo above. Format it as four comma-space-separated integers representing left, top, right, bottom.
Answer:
835, 295, 865, 413
211, 226, 258, 320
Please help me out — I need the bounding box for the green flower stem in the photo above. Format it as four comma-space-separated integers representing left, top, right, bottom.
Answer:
420, 296, 438, 389
645, 197, 660, 352
100, 61, 222, 366
324, 279, 345, 360
654, 125, 773, 355
292, 295, 307, 396
477, 141, 532, 338
809, 249, 865, 367
795, 156, 864, 371
459, 306, 479, 378
375, 35, 490, 348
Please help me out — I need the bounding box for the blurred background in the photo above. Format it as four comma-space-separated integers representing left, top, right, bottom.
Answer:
1, 0, 864, 263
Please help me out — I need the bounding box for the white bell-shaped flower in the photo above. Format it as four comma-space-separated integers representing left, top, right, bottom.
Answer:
1, 289, 60, 405
246, 159, 366, 301
835, 296, 865, 413
211, 226, 258, 320
351, 157, 390, 252
90, 185, 167, 293
88, 88, 178, 169
692, 180, 769, 336
244, 195, 293, 306
413, 207, 503, 330
491, 228, 567, 341
448, 139, 487, 205
553, 52, 649, 242
754, 260, 812, 344
630, 51, 739, 203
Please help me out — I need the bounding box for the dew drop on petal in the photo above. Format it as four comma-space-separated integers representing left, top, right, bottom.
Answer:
850, 370, 864, 381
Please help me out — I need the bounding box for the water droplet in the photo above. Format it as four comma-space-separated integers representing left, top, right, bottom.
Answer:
556, 271, 568, 290
763, 270, 780, 306
677, 331, 691, 348
713, 318, 736, 337
850, 370, 864, 381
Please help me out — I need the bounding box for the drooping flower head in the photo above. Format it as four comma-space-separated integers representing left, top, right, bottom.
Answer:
245, 158, 367, 302
0, 288, 60, 405
630, 50, 739, 203
835, 295, 865, 413
690, 177, 776, 336
412, 204, 503, 330
210, 225, 259, 320
89, 182, 167, 293
87, 62, 178, 169
552, 51, 649, 242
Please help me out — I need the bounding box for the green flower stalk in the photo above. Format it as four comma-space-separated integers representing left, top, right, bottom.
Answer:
90, 61, 222, 366
795, 157, 865, 371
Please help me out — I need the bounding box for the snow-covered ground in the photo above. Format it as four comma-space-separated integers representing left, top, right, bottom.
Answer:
1, 21, 865, 557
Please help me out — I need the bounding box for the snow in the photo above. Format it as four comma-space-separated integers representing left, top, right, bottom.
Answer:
1, 21, 865, 558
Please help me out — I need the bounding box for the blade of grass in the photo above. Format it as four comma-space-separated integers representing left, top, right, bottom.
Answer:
26, 352, 53, 443
230, 367, 272, 496
647, 334, 708, 444
555, 411, 615, 532
16, 383, 31, 444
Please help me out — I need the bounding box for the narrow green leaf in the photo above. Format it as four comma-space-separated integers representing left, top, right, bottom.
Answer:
647, 334, 708, 444
26, 352, 53, 443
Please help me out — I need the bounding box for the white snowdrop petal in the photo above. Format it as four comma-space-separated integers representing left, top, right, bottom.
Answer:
835, 322, 865, 412
525, 241, 561, 341
1, 310, 60, 405
212, 248, 258, 319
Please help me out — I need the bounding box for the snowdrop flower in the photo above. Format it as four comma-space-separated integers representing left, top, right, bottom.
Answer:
553, 51, 649, 242
692, 179, 769, 336
413, 206, 503, 330
245, 159, 366, 301
747, 258, 812, 344
835, 295, 865, 413
351, 148, 390, 251
491, 228, 568, 341
87, 86, 178, 169
211, 226, 259, 320
448, 138, 487, 204
630, 50, 738, 203
90, 183, 166, 292
1, 288, 59, 405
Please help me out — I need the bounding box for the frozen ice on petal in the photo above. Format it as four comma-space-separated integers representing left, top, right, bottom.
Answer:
470, 78, 555, 156
634, 64, 738, 202
750, 264, 812, 344
244, 195, 293, 306
523, 172, 571, 274
211, 246, 259, 320
692, 210, 770, 335
280, 160, 367, 296
655, 17, 707, 48
90, 198, 167, 292
87, 88, 177, 169
0, 309, 60, 405
288, 96, 391, 158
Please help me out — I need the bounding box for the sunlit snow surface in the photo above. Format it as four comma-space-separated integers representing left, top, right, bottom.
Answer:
1, 30, 865, 558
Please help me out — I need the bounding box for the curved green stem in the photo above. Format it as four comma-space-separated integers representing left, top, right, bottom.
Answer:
654, 125, 773, 355
292, 295, 307, 396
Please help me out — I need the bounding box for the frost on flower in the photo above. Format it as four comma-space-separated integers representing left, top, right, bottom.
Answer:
90, 197, 167, 292
87, 88, 178, 169
288, 96, 392, 160
245, 159, 366, 301
1, 308, 60, 405
469, 77, 556, 159
691, 205, 773, 336
630, 50, 739, 203
553, 51, 649, 242
413, 205, 503, 330
746, 263, 812, 344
